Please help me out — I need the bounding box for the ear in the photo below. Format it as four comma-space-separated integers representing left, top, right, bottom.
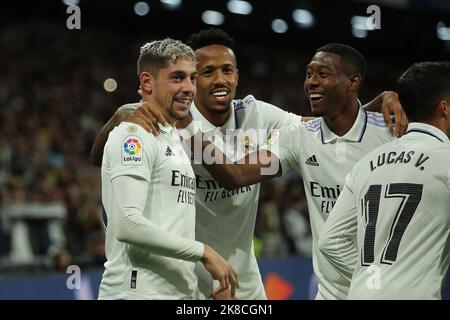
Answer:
436, 99, 449, 119
235, 68, 239, 86
348, 74, 361, 92
139, 72, 153, 98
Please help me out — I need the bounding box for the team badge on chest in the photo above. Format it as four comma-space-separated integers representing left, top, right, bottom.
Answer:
239, 135, 256, 154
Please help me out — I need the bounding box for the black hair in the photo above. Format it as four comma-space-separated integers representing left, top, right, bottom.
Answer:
396, 62, 450, 121
187, 28, 235, 51
316, 43, 366, 80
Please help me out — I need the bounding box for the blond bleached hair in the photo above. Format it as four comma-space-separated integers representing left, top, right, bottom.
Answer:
137, 38, 195, 77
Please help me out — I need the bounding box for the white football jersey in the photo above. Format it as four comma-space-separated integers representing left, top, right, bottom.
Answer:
99, 121, 200, 300
267, 107, 395, 299
191, 95, 300, 299
113, 98, 300, 299
322, 122, 450, 299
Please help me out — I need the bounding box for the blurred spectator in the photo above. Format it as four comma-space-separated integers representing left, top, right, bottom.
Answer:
256, 180, 289, 258
280, 178, 312, 257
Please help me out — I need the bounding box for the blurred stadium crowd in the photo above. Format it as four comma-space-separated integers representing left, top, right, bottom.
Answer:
0, 17, 423, 277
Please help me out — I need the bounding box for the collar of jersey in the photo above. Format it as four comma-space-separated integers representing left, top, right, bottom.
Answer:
189, 102, 236, 133
158, 122, 174, 134
320, 104, 367, 144
406, 122, 450, 144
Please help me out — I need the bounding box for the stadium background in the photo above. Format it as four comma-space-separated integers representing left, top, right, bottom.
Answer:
0, 0, 449, 299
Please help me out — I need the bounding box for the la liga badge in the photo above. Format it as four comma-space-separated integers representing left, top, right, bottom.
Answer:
122, 136, 143, 165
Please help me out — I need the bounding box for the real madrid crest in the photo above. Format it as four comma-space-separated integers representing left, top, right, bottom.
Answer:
127, 125, 138, 134
239, 135, 256, 154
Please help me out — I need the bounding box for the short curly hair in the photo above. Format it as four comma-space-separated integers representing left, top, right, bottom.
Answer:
186, 28, 235, 51
317, 43, 366, 81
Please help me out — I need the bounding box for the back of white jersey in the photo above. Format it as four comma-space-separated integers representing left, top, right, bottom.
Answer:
347, 123, 450, 299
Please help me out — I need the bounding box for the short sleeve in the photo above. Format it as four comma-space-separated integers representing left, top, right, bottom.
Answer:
252, 98, 301, 130
260, 124, 302, 175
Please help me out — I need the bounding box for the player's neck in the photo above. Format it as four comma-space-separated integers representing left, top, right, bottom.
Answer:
164, 114, 177, 127
157, 103, 177, 127
195, 102, 231, 127
324, 98, 359, 137
423, 118, 450, 138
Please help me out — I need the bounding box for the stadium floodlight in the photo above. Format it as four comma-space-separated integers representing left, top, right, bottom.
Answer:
62, 0, 80, 5
292, 9, 315, 28
351, 15, 375, 38
134, 2, 150, 16
201, 10, 225, 25
352, 28, 368, 38
272, 19, 288, 33
437, 22, 450, 41
227, 0, 252, 15
351, 15, 375, 31
160, 0, 182, 10
104, 78, 118, 92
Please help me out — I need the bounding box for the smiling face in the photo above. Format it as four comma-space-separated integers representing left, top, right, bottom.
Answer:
194, 44, 239, 116
150, 58, 197, 123
304, 51, 355, 117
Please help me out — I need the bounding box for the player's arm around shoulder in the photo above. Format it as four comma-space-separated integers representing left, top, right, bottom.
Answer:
91, 103, 141, 167
196, 139, 282, 190
243, 94, 302, 129
181, 115, 281, 190
363, 91, 408, 137
263, 121, 307, 176
221, 122, 304, 189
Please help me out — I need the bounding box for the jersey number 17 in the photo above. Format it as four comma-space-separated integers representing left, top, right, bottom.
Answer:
360, 183, 423, 266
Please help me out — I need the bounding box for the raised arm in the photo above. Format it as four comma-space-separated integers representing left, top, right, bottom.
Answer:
180, 120, 282, 190
200, 143, 281, 189
91, 108, 131, 167
363, 91, 408, 137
